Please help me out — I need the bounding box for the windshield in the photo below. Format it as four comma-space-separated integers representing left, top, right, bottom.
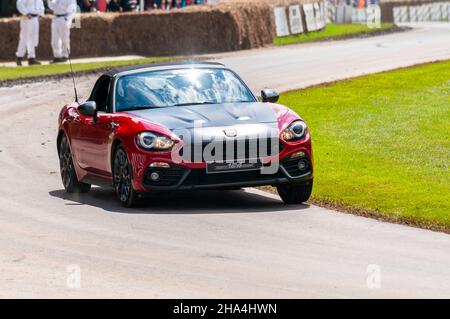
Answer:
115, 68, 255, 111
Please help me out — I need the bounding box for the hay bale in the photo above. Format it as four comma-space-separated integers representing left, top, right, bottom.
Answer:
70, 13, 117, 57
111, 8, 241, 56
0, 17, 21, 60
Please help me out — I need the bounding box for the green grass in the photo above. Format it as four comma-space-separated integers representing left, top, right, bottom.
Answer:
0, 57, 173, 81
279, 60, 450, 231
274, 23, 394, 46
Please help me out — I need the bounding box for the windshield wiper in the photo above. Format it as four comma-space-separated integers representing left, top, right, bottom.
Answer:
172, 102, 218, 107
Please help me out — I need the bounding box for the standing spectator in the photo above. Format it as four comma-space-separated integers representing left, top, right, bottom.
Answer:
160, 0, 171, 10
0, 0, 18, 17
172, 0, 186, 9
108, 0, 122, 11
16, 0, 45, 66
48, 0, 77, 63
96, 0, 106, 11
119, 0, 137, 11
77, 0, 95, 12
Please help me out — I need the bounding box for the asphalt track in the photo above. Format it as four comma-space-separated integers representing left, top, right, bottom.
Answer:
0, 23, 449, 298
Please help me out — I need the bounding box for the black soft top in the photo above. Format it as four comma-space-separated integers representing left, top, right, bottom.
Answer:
103, 60, 225, 77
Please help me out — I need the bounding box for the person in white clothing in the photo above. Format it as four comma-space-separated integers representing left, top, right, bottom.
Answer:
48, 0, 77, 63
16, 0, 45, 66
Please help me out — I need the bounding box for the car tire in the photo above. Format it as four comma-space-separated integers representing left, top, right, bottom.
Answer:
59, 134, 91, 193
277, 180, 313, 204
113, 146, 138, 208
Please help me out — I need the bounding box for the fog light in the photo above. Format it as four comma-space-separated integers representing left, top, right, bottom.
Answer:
149, 162, 170, 168
297, 159, 308, 171
290, 151, 306, 159
150, 172, 160, 181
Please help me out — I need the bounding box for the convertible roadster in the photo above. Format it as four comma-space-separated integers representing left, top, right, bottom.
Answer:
57, 62, 313, 207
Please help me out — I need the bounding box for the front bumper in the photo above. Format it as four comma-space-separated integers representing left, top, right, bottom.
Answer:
140, 155, 313, 191
130, 132, 313, 192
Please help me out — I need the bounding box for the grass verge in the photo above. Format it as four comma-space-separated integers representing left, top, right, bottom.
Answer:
274, 23, 395, 46
0, 57, 173, 82
276, 60, 450, 232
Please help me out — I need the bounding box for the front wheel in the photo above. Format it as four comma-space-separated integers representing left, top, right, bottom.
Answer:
277, 180, 313, 204
113, 146, 138, 207
59, 134, 91, 193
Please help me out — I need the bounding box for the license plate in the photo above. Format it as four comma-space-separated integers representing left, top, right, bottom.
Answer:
206, 161, 262, 174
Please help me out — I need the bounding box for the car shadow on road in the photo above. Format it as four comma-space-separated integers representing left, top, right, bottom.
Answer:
49, 187, 309, 215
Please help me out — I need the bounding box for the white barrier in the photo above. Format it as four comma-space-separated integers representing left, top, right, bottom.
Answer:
394, 6, 410, 23
335, 4, 345, 23
304, 3, 318, 31
426, 4, 433, 21
441, 2, 450, 20
319, 1, 327, 27
447, 1, 450, 21
289, 4, 304, 34
326, 0, 336, 23
333, 3, 382, 26
442, 2, 447, 20
352, 8, 363, 24
431, 3, 442, 20
393, 2, 450, 23
393, 6, 401, 23
366, 5, 381, 28
409, 5, 419, 22
274, 2, 330, 37
274, 7, 290, 36
344, 4, 353, 23
335, 5, 353, 23
314, 2, 325, 29
420, 4, 428, 21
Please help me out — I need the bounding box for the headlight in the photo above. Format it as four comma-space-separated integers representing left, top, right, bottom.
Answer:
136, 132, 174, 151
281, 120, 307, 141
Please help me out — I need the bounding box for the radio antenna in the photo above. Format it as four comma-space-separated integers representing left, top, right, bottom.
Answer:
67, 48, 79, 103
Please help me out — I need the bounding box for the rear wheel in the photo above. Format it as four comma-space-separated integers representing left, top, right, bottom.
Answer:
113, 146, 138, 207
59, 134, 91, 193
277, 180, 313, 204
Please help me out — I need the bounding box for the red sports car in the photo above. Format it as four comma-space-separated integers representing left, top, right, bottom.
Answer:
57, 62, 313, 207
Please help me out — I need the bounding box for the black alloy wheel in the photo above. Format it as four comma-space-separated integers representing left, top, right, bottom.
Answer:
59, 135, 91, 193
113, 146, 138, 207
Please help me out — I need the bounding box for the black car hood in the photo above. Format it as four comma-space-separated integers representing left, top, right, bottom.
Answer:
126, 102, 278, 130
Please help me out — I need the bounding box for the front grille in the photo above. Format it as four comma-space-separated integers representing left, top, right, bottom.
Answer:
180, 138, 283, 163
143, 166, 186, 187
183, 169, 284, 186
282, 157, 310, 177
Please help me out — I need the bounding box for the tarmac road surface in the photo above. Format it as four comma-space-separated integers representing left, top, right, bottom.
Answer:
0, 23, 449, 298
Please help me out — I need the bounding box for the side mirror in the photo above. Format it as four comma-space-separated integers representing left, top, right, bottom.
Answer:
78, 101, 97, 117
261, 89, 279, 103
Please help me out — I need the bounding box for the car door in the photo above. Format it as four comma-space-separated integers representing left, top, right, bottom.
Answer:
78, 113, 113, 175
75, 76, 114, 175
